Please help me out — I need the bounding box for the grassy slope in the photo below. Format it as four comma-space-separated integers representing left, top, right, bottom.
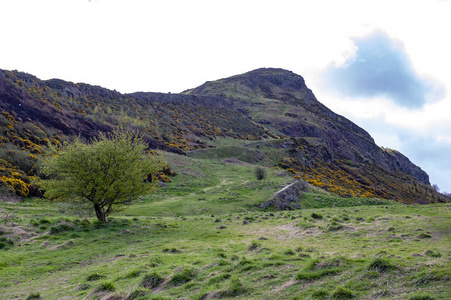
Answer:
0, 149, 450, 300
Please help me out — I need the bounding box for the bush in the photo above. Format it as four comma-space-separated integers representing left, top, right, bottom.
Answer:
255, 167, 266, 180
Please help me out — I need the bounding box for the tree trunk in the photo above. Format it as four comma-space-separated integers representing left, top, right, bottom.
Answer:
94, 203, 107, 223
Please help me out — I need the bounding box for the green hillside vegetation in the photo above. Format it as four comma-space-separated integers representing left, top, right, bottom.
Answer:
1, 152, 450, 299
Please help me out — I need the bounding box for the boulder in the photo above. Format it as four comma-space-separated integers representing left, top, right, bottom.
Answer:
260, 180, 308, 210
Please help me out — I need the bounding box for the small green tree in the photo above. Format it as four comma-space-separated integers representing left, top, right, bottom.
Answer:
37, 130, 163, 223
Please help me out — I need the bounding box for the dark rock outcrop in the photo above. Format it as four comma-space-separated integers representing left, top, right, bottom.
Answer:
260, 180, 309, 210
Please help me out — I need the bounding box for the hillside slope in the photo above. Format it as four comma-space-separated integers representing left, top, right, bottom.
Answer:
185, 68, 443, 203
0, 68, 447, 203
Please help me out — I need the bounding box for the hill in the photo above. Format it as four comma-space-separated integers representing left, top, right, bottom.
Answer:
0, 67, 448, 203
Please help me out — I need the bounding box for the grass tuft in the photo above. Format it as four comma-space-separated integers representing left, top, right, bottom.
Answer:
170, 266, 197, 285
331, 286, 354, 299
25, 292, 41, 300
95, 281, 115, 292
218, 277, 247, 297
408, 294, 436, 300
140, 271, 164, 289
86, 273, 107, 281
126, 288, 149, 300
366, 258, 397, 273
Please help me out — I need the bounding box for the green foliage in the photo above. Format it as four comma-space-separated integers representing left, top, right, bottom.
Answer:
37, 130, 163, 222
255, 166, 266, 180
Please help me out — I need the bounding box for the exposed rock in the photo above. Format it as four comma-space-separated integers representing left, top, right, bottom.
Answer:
158, 182, 168, 188
260, 180, 308, 210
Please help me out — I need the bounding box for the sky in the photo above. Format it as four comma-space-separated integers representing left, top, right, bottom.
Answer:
1, 0, 450, 193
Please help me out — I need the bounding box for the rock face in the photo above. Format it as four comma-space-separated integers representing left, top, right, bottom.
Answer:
260, 180, 309, 210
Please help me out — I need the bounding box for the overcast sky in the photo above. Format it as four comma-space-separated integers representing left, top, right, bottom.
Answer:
1, 0, 450, 193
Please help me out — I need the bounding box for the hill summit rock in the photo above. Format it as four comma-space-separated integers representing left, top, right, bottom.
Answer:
0, 67, 447, 203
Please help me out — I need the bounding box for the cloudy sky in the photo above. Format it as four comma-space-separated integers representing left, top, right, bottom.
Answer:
1, 0, 450, 192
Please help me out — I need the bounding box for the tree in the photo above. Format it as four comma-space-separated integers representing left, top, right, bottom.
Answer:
37, 130, 163, 223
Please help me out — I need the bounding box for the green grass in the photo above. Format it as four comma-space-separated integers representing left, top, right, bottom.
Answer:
0, 150, 450, 299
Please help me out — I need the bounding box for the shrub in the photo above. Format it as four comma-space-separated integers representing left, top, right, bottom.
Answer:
255, 167, 266, 180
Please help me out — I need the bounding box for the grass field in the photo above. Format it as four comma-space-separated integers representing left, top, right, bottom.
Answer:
1, 151, 450, 299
